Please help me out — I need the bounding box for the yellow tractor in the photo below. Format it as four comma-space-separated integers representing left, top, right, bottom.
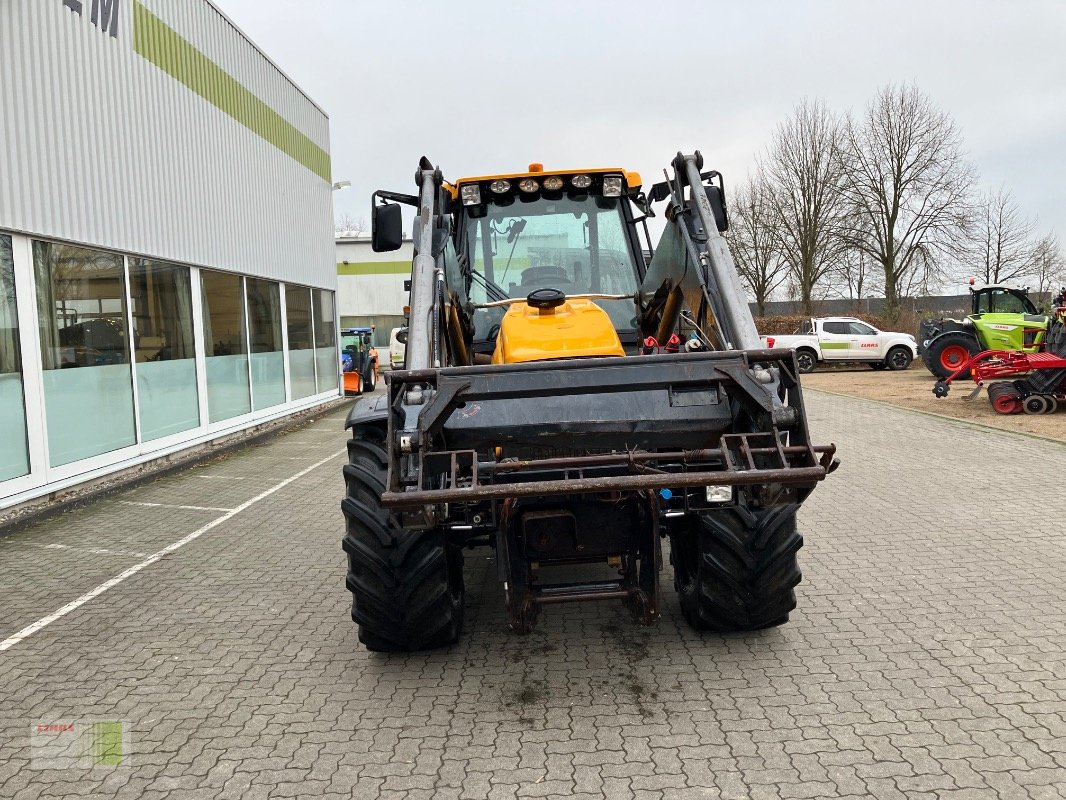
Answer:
341, 154, 837, 651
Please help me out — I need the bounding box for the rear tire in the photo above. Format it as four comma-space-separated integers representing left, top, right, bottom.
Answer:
671, 503, 801, 632
365, 366, 377, 392
886, 346, 913, 371
341, 428, 464, 652
795, 349, 817, 374
925, 332, 981, 378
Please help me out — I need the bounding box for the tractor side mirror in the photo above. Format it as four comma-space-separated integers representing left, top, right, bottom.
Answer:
704, 185, 729, 233
648, 181, 671, 203
371, 202, 403, 253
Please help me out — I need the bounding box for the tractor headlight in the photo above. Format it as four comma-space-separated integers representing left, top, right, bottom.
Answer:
571, 174, 592, 189
489, 179, 511, 194
518, 178, 539, 193
543, 176, 564, 191
705, 485, 733, 504
460, 184, 481, 206
602, 175, 623, 197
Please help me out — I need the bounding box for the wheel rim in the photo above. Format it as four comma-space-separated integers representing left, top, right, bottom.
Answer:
940, 345, 970, 371
890, 350, 910, 368
1023, 395, 1050, 414
797, 353, 814, 372
991, 393, 1021, 414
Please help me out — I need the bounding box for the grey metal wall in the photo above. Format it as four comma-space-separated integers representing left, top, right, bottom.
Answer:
0, 0, 334, 289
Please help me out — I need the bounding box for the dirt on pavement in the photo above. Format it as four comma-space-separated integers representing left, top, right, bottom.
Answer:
801, 365, 1066, 443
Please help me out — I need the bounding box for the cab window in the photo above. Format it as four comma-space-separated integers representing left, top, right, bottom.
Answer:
849, 322, 876, 335
978, 290, 1032, 314
821, 322, 849, 335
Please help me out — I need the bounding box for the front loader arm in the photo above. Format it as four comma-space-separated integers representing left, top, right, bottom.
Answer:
640, 153, 761, 352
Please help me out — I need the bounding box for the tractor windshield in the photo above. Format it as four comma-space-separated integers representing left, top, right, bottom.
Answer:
975, 289, 1037, 315
463, 195, 641, 335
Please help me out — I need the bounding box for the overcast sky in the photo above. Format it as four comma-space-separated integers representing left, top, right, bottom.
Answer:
216, 0, 1065, 282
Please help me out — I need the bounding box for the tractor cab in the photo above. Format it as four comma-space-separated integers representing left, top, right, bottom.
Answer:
970, 285, 1038, 316
449, 166, 649, 362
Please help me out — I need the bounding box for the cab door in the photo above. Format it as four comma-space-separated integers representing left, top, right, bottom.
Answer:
817, 321, 852, 360
847, 321, 883, 359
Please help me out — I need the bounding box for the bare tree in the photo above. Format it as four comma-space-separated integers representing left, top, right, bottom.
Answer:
1031, 231, 1065, 296
763, 99, 850, 315
841, 84, 974, 312
970, 186, 1042, 285
830, 246, 880, 305
335, 214, 368, 235
729, 171, 788, 316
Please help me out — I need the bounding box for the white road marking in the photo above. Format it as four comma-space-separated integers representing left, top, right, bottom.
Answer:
0, 447, 347, 653
119, 501, 236, 513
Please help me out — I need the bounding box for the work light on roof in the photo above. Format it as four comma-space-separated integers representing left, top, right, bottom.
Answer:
570, 174, 592, 189
489, 179, 512, 194
460, 184, 481, 206
518, 178, 539, 193
542, 176, 564, 191
602, 175, 623, 197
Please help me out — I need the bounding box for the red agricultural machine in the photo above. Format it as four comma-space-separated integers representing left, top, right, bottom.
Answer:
933, 298, 1066, 415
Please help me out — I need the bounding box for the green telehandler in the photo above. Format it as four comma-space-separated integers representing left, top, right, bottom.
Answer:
918, 284, 1048, 378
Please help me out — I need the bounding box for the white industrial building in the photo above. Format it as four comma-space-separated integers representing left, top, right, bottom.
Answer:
336, 234, 411, 345
0, 0, 338, 509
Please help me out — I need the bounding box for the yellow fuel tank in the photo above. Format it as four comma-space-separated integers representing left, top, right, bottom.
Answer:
492, 299, 625, 364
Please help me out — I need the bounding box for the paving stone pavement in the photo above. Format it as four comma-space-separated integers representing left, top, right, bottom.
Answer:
0, 389, 1064, 800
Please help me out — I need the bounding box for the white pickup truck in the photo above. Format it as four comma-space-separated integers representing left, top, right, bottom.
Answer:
761, 317, 918, 373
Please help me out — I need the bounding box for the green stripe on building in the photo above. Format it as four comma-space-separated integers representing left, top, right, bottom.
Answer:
337, 261, 411, 275
132, 1, 331, 181
818, 342, 849, 350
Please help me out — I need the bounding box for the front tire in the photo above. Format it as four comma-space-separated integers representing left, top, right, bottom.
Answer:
341, 428, 464, 652
926, 332, 980, 378
886, 346, 913, 371
364, 365, 377, 392
671, 502, 802, 632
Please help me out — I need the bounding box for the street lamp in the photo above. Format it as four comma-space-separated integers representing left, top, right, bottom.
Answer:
332, 180, 351, 191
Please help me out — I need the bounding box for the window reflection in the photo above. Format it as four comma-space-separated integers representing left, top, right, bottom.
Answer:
32, 241, 135, 465
0, 235, 30, 481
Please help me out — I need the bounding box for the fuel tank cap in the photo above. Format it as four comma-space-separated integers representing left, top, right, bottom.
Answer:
526, 287, 566, 310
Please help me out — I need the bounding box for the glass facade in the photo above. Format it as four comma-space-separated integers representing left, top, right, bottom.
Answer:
286, 285, 317, 399
130, 260, 200, 441
0, 235, 29, 481
34, 241, 136, 466
313, 288, 338, 394
247, 278, 285, 410
1, 233, 337, 498
201, 270, 251, 423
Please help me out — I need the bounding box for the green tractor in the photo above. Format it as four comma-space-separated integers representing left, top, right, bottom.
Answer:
918, 285, 1048, 378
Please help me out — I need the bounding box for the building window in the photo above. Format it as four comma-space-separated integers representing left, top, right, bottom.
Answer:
129, 260, 200, 441
201, 270, 250, 423
0, 235, 29, 481
247, 278, 285, 410
34, 241, 136, 466
313, 288, 338, 394
286, 284, 316, 399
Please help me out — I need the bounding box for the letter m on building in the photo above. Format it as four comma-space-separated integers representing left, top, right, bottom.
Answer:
91, 0, 120, 38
